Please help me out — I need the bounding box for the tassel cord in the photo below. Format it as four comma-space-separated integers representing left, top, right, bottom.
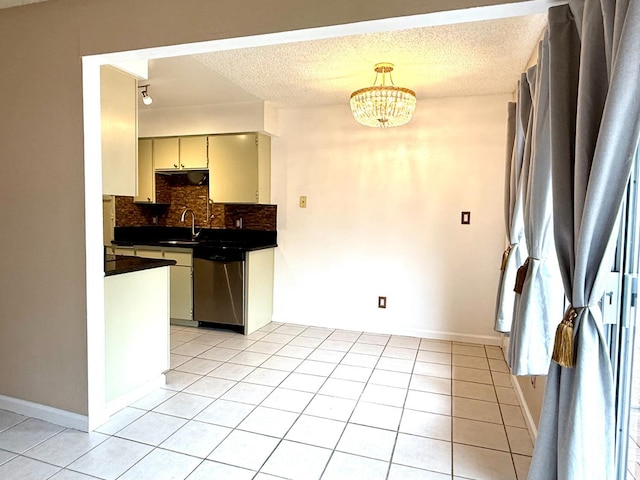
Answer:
551, 305, 593, 368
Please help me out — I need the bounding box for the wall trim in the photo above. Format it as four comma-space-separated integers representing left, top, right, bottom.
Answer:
511, 374, 538, 440
270, 315, 502, 346
103, 374, 165, 418
501, 334, 538, 441
0, 394, 88, 432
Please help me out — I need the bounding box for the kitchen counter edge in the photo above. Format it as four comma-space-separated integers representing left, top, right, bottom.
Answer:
110, 240, 278, 252
105, 255, 177, 277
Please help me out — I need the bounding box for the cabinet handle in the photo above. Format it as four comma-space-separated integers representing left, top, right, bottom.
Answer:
181, 163, 185, 168
173, 163, 178, 168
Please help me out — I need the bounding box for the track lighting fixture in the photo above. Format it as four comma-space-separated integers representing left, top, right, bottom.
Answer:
138, 84, 153, 105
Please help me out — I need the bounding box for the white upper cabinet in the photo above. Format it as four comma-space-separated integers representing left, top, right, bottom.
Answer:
179, 136, 208, 169
134, 138, 154, 203
153, 135, 208, 171
209, 133, 271, 204
101, 65, 137, 196
138, 132, 271, 204
153, 137, 180, 170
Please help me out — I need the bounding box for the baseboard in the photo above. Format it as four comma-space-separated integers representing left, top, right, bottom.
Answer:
170, 318, 198, 328
511, 374, 538, 440
408, 329, 502, 346
0, 394, 88, 431
270, 314, 502, 346
103, 374, 166, 418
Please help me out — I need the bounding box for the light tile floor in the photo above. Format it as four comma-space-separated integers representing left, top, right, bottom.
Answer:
0, 322, 533, 480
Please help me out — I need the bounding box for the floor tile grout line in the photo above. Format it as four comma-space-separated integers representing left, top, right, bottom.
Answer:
489, 343, 523, 478
450, 337, 455, 479
20, 429, 113, 472
209, 323, 335, 477
0, 425, 65, 462
111, 445, 203, 480
227, 323, 339, 479
384, 335, 425, 480
156, 324, 284, 477
313, 329, 390, 480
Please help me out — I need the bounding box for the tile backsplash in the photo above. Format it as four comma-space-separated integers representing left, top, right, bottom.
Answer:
114, 173, 276, 231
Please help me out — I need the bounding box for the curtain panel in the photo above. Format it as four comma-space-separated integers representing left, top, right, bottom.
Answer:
509, 31, 565, 376
529, 1, 640, 479
494, 75, 531, 334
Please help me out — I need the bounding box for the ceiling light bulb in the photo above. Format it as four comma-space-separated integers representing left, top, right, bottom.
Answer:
141, 90, 153, 105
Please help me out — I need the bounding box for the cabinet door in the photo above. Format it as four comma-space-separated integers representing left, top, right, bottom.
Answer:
153, 137, 180, 170
134, 249, 164, 259
170, 265, 193, 320
134, 139, 154, 203
101, 66, 137, 196
179, 136, 208, 169
113, 246, 135, 256
209, 134, 258, 203
257, 134, 271, 203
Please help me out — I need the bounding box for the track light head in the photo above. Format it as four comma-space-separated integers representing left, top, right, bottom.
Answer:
138, 84, 153, 105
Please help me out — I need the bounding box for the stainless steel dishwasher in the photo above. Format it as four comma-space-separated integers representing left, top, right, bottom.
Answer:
193, 247, 245, 330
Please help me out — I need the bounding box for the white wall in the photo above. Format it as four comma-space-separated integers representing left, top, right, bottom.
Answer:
271, 95, 510, 343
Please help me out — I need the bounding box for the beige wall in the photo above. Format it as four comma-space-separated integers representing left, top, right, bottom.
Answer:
0, 0, 546, 417
0, 3, 88, 415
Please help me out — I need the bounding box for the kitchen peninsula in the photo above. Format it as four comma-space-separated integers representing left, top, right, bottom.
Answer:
104, 253, 175, 414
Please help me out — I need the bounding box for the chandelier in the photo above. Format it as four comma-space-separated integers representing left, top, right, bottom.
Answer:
350, 63, 416, 128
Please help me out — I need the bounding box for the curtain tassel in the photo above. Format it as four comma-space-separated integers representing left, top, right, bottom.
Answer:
513, 258, 530, 294
500, 244, 514, 272
551, 307, 577, 368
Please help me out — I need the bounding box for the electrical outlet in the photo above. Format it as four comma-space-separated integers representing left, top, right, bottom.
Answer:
299, 196, 307, 208
378, 296, 387, 309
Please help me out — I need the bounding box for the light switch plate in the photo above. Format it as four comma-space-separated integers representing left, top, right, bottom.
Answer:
461, 211, 471, 224
299, 196, 307, 208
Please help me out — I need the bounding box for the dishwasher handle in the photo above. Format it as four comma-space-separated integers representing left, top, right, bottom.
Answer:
207, 255, 233, 262
193, 246, 245, 262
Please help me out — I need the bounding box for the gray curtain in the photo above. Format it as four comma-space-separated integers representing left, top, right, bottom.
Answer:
529, 1, 640, 479
509, 32, 565, 376
494, 75, 531, 334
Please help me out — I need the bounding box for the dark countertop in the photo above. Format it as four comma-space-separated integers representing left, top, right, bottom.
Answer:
104, 254, 176, 277
112, 226, 277, 253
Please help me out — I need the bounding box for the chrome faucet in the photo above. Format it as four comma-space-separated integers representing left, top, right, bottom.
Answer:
180, 208, 198, 238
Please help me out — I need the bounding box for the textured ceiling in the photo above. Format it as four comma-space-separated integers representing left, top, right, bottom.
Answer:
184, 14, 547, 109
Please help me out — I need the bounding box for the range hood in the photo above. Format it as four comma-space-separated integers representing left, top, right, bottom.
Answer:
156, 170, 208, 185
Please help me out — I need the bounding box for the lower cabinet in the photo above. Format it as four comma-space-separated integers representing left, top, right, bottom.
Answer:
106, 246, 193, 324
163, 251, 193, 323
